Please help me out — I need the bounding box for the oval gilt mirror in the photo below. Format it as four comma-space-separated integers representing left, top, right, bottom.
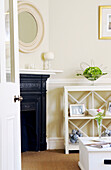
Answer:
18, 1, 44, 53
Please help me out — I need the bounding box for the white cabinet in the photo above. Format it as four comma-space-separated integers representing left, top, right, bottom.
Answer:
64, 85, 111, 154
78, 137, 111, 170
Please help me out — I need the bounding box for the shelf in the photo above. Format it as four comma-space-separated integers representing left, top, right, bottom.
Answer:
6, 69, 63, 75
68, 116, 111, 120
68, 116, 92, 120
19, 69, 63, 75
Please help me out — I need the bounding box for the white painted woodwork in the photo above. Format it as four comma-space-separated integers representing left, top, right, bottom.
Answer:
64, 85, 111, 91
64, 85, 111, 154
47, 137, 64, 150
78, 137, 111, 170
48, 78, 111, 84
0, 0, 21, 169
64, 88, 69, 154
91, 92, 94, 109
19, 69, 63, 75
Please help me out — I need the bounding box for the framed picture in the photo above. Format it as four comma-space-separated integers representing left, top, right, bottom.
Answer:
99, 6, 111, 39
70, 104, 85, 117
108, 101, 111, 113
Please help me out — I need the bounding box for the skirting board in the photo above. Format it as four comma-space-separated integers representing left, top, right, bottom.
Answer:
47, 137, 64, 150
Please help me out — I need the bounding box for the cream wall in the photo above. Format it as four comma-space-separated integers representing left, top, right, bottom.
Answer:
49, 0, 111, 79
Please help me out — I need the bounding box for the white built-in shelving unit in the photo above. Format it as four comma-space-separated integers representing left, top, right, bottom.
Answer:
64, 85, 111, 154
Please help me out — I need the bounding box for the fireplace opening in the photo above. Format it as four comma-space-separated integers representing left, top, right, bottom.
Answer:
21, 111, 37, 152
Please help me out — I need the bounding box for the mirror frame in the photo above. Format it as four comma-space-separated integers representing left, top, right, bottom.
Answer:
18, 1, 44, 53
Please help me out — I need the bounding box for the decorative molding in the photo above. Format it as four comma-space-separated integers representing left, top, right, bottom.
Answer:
47, 77, 111, 85
47, 137, 64, 150
20, 82, 41, 89
21, 102, 35, 111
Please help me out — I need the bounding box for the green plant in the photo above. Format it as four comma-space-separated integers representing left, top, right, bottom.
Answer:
95, 109, 104, 124
83, 67, 102, 81
76, 66, 107, 81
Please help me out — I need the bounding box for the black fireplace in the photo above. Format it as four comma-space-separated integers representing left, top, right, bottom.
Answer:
20, 74, 50, 152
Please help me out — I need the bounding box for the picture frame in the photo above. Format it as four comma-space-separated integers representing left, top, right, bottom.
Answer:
108, 101, 111, 113
99, 6, 111, 39
70, 104, 85, 117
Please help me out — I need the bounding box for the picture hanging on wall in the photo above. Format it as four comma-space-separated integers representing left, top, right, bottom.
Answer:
99, 6, 111, 40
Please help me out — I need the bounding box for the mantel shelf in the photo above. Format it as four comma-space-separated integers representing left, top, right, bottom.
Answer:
19, 69, 63, 75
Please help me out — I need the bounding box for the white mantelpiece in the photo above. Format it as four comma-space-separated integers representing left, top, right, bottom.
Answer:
19, 69, 63, 75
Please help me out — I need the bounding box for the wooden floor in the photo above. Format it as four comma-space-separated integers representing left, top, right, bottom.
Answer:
22, 150, 80, 170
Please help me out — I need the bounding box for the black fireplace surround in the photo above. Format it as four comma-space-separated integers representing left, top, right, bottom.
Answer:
20, 74, 50, 152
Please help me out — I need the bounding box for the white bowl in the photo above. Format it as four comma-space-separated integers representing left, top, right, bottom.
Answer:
88, 109, 104, 116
